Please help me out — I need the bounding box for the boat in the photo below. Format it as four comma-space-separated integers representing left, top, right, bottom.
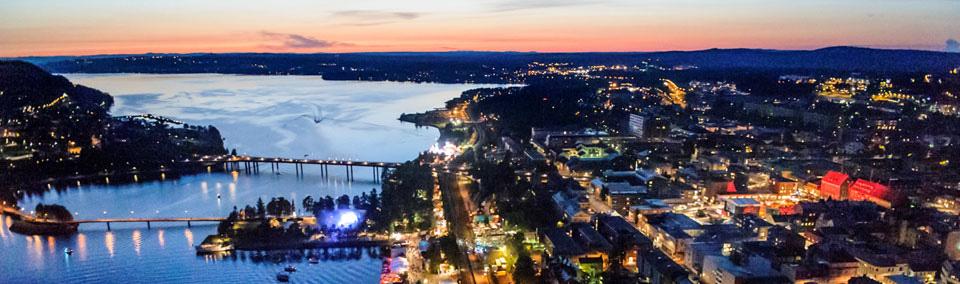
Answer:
195, 236, 234, 254
284, 265, 297, 272
276, 272, 290, 282
64, 248, 74, 255
308, 257, 319, 264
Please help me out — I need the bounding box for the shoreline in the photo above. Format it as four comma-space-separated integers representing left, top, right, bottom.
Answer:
233, 239, 389, 251
8, 219, 78, 235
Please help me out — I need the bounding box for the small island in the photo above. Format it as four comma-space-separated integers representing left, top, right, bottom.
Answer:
7, 203, 78, 235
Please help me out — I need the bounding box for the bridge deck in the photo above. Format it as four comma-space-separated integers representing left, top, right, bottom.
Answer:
4, 206, 225, 225
67, 217, 225, 224
183, 155, 401, 167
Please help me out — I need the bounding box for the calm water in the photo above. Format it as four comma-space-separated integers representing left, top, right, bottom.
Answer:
1, 74, 499, 283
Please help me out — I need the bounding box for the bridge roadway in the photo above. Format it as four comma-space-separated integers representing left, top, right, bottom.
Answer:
186, 155, 401, 167
4, 204, 227, 230
181, 155, 400, 181
65, 217, 226, 230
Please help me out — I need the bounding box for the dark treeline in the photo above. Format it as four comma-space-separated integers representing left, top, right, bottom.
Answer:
301, 190, 381, 219
472, 78, 610, 140
377, 157, 435, 232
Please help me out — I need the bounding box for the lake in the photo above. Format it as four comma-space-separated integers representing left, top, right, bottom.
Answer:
0, 74, 499, 283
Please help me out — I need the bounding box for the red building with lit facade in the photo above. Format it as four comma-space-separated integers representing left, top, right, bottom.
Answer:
847, 179, 901, 208
819, 171, 850, 200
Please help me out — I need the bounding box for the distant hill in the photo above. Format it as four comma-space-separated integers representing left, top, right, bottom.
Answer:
0, 60, 112, 116
0, 61, 226, 190
28, 47, 960, 83
634, 46, 960, 73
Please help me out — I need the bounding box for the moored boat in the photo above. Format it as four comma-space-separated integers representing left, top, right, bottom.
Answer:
276, 272, 290, 282
195, 235, 234, 254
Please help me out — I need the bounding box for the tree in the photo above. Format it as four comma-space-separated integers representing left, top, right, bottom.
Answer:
242, 205, 256, 220
337, 194, 351, 209
438, 235, 459, 263
368, 189, 380, 211
302, 196, 315, 215
513, 253, 537, 284
322, 196, 335, 211
360, 192, 370, 208
229, 206, 239, 220
367, 189, 381, 226
34, 203, 73, 221
352, 195, 362, 209
256, 197, 266, 219
286, 222, 306, 239
267, 197, 293, 216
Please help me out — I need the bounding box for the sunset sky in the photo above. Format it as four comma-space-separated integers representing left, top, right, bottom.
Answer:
2, 0, 959, 57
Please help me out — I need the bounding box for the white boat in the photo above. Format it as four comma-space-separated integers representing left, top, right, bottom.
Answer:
284, 265, 297, 272
308, 257, 320, 264
195, 242, 234, 253
64, 248, 74, 255
195, 236, 234, 253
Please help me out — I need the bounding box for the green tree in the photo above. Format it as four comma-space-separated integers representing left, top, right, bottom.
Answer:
242, 205, 256, 219
367, 189, 380, 211
256, 197, 266, 219
322, 196, 335, 211
267, 197, 293, 216
352, 195, 362, 209
302, 196, 315, 214
512, 253, 537, 284
337, 195, 351, 209
34, 203, 73, 221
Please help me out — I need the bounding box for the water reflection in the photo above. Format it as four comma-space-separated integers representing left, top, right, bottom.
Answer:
184, 228, 194, 248
77, 233, 87, 260
46, 236, 56, 255
133, 230, 142, 256
28, 235, 43, 268
228, 183, 237, 203
104, 231, 115, 257
158, 229, 165, 248
0, 216, 8, 240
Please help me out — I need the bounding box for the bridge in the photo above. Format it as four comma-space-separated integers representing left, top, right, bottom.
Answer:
180, 155, 401, 181
3, 204, 224, 230
65, 217, 225, 230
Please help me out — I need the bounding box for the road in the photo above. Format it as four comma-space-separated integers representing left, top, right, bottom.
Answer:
439, 172, 490, 284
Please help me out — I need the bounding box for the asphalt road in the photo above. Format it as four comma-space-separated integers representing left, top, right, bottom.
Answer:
439, 172, 489, 284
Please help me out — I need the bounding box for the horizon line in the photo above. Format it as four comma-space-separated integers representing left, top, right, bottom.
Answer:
5, 45, 957, 59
